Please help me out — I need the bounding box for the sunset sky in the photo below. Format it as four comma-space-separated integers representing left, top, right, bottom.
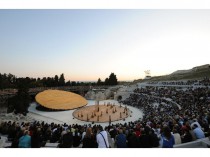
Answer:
0, 9, 210, 81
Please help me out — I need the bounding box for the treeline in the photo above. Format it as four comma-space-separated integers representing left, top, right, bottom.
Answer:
0, 73, 96, 89
0, 72, 118, 89
97, 73, 118, 85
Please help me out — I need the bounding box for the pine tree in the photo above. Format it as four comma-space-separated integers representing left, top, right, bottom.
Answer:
104, 78, 109, 85
59, 73, 65, 86
97, 78, 102, 85
108, 73, 118, 85
54, 75, 59, 86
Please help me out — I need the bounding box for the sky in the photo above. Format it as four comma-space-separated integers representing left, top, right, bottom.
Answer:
0, 9, 210, 82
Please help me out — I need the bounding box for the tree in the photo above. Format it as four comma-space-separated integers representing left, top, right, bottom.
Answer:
103, 73, 118, 85
2, 73, 10, 88
71, 81, 77, 86
36, 77, 43, 87
0, 73, 2, 89
66, 80, 71, 86
59, 73, 65, 86
0, 72, 106, 88
46, 77, 52, 87
104, 78, 109, 85
97, 78, 102, 85
8, 78, 31, 115
42, 77, 47, 87
108, 73, 118, 85
54, 75, 59, 86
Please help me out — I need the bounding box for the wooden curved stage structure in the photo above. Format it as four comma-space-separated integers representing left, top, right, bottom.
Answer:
35, 90, 88, 110
73, 104, 131, 123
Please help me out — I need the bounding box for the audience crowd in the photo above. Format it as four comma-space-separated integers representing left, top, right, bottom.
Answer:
147, 77, 210, 86
1, 78, 210, 148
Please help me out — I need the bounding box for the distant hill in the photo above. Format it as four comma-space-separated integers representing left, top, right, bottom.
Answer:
133, 64, 210, 83
171, 69, 192, 75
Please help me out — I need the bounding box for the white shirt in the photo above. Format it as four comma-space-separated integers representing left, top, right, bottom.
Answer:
190, 121, 202, 129
81, 132, 86, 141
96, 130, 109, 148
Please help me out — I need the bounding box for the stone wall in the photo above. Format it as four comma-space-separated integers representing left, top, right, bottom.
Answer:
85, 85, 138, 101
85, 89, 114, 100
0, 112, 34, 123
85, 90, 96, 100
114, 85, 137, 101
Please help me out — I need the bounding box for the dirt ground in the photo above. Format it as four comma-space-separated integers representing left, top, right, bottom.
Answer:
73, 104, 131, 123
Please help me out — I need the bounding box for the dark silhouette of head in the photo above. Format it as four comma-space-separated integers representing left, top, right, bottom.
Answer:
163, 126, 172, 140
98, 125, 103, 132
193, 124, 198, 129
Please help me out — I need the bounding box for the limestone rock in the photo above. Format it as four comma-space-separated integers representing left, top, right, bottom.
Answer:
15, 115, 20, 121
95, 92, 105, 100
85, 90, 96, 100
104, 89, 112, 99
19, 114, 25, 119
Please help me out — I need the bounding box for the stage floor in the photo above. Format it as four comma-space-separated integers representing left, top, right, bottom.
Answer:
35, 90, 87, 110
28, 100, 143, 127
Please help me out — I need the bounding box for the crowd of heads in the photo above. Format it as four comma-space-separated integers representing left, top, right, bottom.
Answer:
148, 78, 210, 86
0, 120, 103, 148
121, 82, 210, 145
1, 78, 210, 148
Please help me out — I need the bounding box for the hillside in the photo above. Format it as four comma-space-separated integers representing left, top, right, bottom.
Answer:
133, 64, 210, 83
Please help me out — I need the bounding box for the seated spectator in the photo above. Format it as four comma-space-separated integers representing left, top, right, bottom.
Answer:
115, 129, 127, 148
18, 130, 31, 148
59, 129, 73, 148
31, 127, 43, 148
160, 127, 175, 148
150, 129, 160, 147
192, 124, 205, 139
138, 127, 153, 148
11, 126, 23, 148
127, 130, 139, 148
7, 122, 16, 141
82, 127, 97, 148
96, 126, 109, 148
173, 133, 182, 145
109, 126, 117, 142
190, 119, 202, 129
72, 128, 81, 147
134, 128, 141, 137
181, 129, 192, 143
